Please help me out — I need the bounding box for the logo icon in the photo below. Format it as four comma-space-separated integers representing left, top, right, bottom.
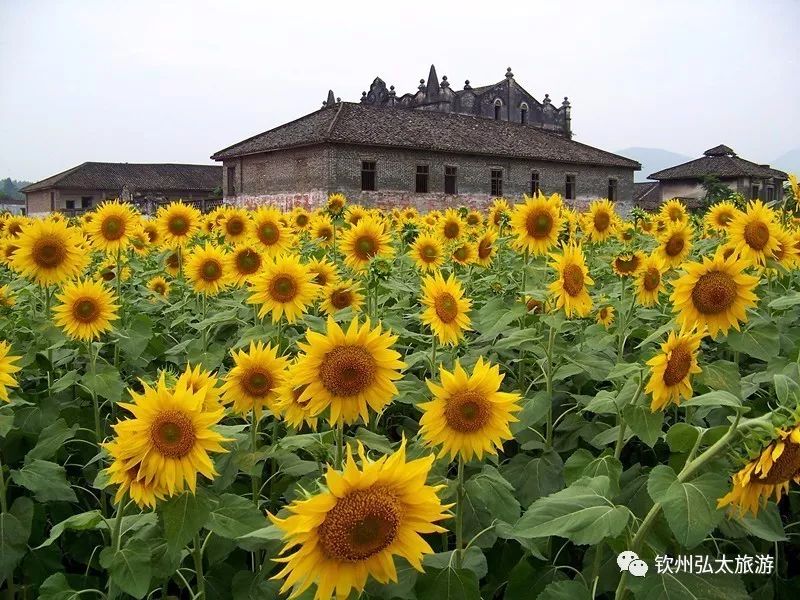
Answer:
617, 550, 648, 577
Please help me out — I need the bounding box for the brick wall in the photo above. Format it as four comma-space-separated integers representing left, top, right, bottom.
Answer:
25, 190, 52, 215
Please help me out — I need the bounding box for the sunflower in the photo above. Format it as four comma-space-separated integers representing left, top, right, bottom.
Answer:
12, 219, 87, 285
705, 201, 740, 233
488, 198, 511, 229
111, 373, 228, 495
671, 249, 760, 338
269, 438, 448, 600
438, 209, 464, 241
310, 214, 335, 247
474, 229, 497, 267
0, 341, 21, 402
770, 226, 798, 270
156, 202, 200, 247
645, 329, 703, 411
583, 199, 617, 242
596, 305, 615, 328
0, 239, 19, 266
129, 229, 150, 255
95, 256, 131, 283
612, 251, 645, 277
547, 243, 594, 318
142, 221, 160, 245
290, 207, 312, 231
409, 232, 445, 273
656, 221, 693, 268
451, 241, 476, 266
321, 280, 365, 315
327, 193, 347, 217
219, 207, 251, 244
0, 284, 15, 307
659, 199, 689, 225
509, 194, 564, 256
293, 317, 405, 425
248, 254, 319, 323
341, 217, 394, 270
177, 363, 222, 411
307, 257, 339, 288
227, 243, 265, 286
639, 217, 655, 235
220, 341, 289, 417
252, 207, 293, 256
419, 358, 521, 461
3, 215, 27, 238
52, 279, 119, 341
86, 200, 138, 253
185, 243, 229, 296
465, 210, 483, 228
420, 271, 472, 346
147, 276, 171, 298
104, 439, 167, 509
423, 211, 440, 228
718, 424, 800, 516
273, 361, 317, 430
635, 254, 667, 306
728, 200, 781, 266
163, 250, 182, 276
345, 205, 369, 226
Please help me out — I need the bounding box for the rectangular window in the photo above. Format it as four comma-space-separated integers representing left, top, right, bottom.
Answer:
444, 166, 457, 195
565, 174, 576, 200
65, 199, 75, 210
226, 166, 235, 196
608, 178, 618, 202
766, 185, 775, 202
751, 184, 760, 200
50, 191, 55, 211
81, 196, 93, 209
361, 161, 376, 191
531, 172, 540, 196
491, 169, 503, 197
415, 165, 429, 193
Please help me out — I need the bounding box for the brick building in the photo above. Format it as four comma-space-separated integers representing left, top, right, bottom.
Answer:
212, 66, 640, 211
21, 162, 222, 216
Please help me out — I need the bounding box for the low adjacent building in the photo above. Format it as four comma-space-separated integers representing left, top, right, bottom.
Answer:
21, 162, 222, 216
212, 66, 640, 211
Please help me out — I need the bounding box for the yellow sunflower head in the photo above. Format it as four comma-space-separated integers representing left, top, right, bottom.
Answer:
705, 201, 741, 232
176, 363, 222, 411
104, 439, 167, 509
420, 358, 521, 461
252, 207, 294, 256
488, 198, 511, 228
583, 199, 618, 242
438, 208, 464, 241
770, 225, 799, 270
290, 207, 312, 231
306, 256, 339, 288
474, 229, 498, 267
147, 276, 171, 299
12, 219, 88, 285
86, 200, 138, 253
3, 215, 28, 238
728, 200, 781, 266
635, 253, 666, 307
409, 232, 445, 272
293, 317, 405, 425
220, 207, 251, 243
645, 329, 704, 411
0, 284, 16, 308
345, 205, 370, 227
659, 198, 689, 225
451, 241, 477, 266
185, 243, 229, 296
420, 271, 472, 346
156, 202, 200, 247
0, 341, 21, 403
321, 280, 364, 315
327, 193, 348, 217
142, 221, 160, 246
52, 278, 119, 341
269, 438, 449, 600
248, 254, 319, 323
596, 305, 615, 328
465, 210, 483, 228
612, 251, 645, 277
309, 214, 335, 247
273, 361, 317, 430
221, 341, 289, 417
341, 216, 394, 271
227, 243, 265, 286
657, 221, 693, 267
547, 243, 594, 318
510, 194, 564, 256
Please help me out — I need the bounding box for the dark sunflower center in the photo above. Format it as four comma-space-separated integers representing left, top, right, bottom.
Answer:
295, 214, 309, 227
318, 226, 333, 241
8, 224, 22, 236
101, 216, 125, 241
153, 282, 166, 294
492, 211, 503, 225
317, 486, 400, 561
101, 268, 116, 282
691, 271, 737, 315
201, 260, 222, 282
755, 441, 800, 484
526, 298, 542, 313
444, 390, 491, 432
668, 207, 682, 221
744, 221, 770, 250
467, 214, 479, 225
453, 246, 469, 261
145, 228, 157, 243
434, 292, 459, 323
319, 345, 376, 397
259, 222, 279, 245
718, 212, 733, 226
236, 250, 261, 274
270, 275, 297, 302
615, 255, 640, 274
665, 235, 685, 257
73, 298, 99, 323
643, 268, 661, 291
478, 239, 492, 259
32, 237, 67, 268
226, 217, 244, 235
4, 244, 18, 259
168, 216, 188, 236
150, 410, 195, 458
421, 244, 438, 262
594, 211, 610, 232
166, 253, 180, 269
663, 344, 692, 386
443, 221, 460, 239
563, 264, 585, 297
242, 368, 273, 397
355, 236, 377, 260
312, 270, 328, 286
599, 308, 608, 319
330, 289, 353, 310
526, 211, 553, 238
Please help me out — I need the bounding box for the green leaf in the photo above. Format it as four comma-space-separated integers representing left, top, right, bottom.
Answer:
681, 390, 741, 409
81, 362, 125, 403
666, 423, 700, 453
696, 360, 740, 396
0, 512, 29, 581
100, 538, 152, 599
27, 418, 78, 462
726, 325, 780, 362
647, 465, 728, 548
11, 459, 77, 502
423, 547, 487, 579
462, 466, 520, 545
774, 374, 800, 405
159, 490, 212, 551
415, 567, 480, 600
116, 314, 153, 359
623, 403, 663, 447
230, 570, 282, 600
768, 291, 800, 310
513, 476, 630, 545
628, 571, 749, 600
564, 449, 622, 495
38, 573, 80, 600
726, 502, 787, 542
206, 494, 267, 540
502, 450, 564, 507
36, 510, 104, 548
51, 370, 80, 393
539, 579, 593, 600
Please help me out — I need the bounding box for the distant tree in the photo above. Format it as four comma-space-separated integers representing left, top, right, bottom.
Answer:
700, 175, 736, 209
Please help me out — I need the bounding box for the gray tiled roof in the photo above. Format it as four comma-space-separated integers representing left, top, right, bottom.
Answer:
649, 148, 787, 181
632, 182, 661, 210
211, 103, 640, 169
21, 162, 222, 193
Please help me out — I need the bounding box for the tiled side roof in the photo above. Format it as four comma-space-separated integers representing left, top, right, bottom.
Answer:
21, 163, 222, 193
649, 155, 787, 181
211, 103, 640, 169
632, 182, 661, 210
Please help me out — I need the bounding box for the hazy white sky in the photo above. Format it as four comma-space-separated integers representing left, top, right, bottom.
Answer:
1, 0, 798, 181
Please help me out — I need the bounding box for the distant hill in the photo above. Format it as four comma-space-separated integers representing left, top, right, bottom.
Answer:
0, 178, 32, 203
615, 147, 692, 182
772, 148, 800, 177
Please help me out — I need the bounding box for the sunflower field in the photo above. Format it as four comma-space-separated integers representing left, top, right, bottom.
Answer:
1, 183, 800, 600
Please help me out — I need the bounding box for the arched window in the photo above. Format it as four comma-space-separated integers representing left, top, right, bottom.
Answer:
494, 99, 502, 120
520, 102, 528, 124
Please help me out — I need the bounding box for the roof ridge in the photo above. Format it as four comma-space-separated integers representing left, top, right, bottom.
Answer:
325, 101, 345, 138
20, 162, 88, 192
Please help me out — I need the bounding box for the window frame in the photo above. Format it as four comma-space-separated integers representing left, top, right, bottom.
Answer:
415, 164, 430, 194
494, 99, 502, 120
751, 183, 760, 200
530, 171, 540, 196
520, 102, 529, 124
361, 160, 377, 192
766, 185, 775, 202
608, 178, 618, 202
565, 174, 576, 201
80, 196, 93, 209
490, 168, 503, 197
226, 166, 236, 196
444, 165, 458, 195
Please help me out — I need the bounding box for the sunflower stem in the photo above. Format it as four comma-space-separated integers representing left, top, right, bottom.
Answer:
0, 455, 8, 514
251, 407, 260, 508
430, 335, 437, 376
544, 325, 556, 449
192, 533, 206, 599
335, 422, 344, 470
44, 284, 53, 399
455, 455, 465, 569
200, 293, 208, 353
517, 249, 530, 388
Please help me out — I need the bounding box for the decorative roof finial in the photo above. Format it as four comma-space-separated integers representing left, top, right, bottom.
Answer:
389, 85, 396, 96
360, 91, 367, 103
426, 64, 439, 98
440, 75, 450, 89
561, 96, 570, 108
325, 89, 336, 106
418, 79, 426, 92
464, 79, 472, 90
543, 93, 551, 105
506, 67, 514, 79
